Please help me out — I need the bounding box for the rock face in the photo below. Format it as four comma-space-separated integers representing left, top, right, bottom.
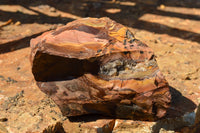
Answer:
30, 17, 172, 121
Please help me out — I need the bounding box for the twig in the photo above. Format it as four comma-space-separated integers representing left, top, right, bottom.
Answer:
0, 19, 12, 28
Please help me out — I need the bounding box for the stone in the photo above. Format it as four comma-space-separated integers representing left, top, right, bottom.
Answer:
42, 122, 65, 133
113, 111, 195, 133
0, 46, 66, 132
63, 117, 115, 133
30, 17, 174, 121
0, 46, 119, 133
81, 119, 115, 133
113, 119, 154, 133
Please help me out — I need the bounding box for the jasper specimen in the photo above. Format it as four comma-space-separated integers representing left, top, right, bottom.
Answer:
30, 17, 171, 121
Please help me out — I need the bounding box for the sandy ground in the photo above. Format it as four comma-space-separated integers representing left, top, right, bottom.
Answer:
0, 0, 200, 132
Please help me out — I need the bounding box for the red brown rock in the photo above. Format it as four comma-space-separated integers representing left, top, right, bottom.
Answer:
30, 17, 171, 121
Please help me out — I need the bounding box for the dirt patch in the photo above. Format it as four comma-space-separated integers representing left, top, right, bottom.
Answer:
0, 0, 200, 132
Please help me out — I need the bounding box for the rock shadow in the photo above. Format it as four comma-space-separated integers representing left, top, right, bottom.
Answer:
68, 86, 196, 124
152, 86, 197, 133
68, 114, 114, 123
167, 86, 196, 118
0, 32, 46, 54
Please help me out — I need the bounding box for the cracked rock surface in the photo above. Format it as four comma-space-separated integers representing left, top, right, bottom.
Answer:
30, 17, 174, 121
0, 0, 200, 132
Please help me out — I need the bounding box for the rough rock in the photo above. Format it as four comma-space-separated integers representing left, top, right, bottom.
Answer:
80, 119, 115, 133
30, 17, 173, 121
43, 122, 65, 133
0, 48, 64, 133
113, 119, 154, 133
63, 116, 115, 133
0, 24, 53, 54
113, 111, 195, 133
0, 1, 199, 132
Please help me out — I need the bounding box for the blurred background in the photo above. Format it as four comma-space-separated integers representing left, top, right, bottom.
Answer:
0, 0, 200, 53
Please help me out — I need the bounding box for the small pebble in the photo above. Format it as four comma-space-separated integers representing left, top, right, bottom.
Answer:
160, 4, 165, 9
50, 7, 56, 12
169, 43, 174, 47
62, 117, 68, 121
17, 67, 21, 71
15, 21, 21, 26
52, 117, 57, 121
50, 25, 57, 30
185, 76, 191, 80
189, 91, 194, 95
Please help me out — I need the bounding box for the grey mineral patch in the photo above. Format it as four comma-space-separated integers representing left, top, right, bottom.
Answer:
151, 112, 195, 133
